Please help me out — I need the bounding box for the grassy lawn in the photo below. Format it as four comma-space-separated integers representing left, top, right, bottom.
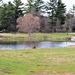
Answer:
0, 33, 74, 42
0, 48, 75, 75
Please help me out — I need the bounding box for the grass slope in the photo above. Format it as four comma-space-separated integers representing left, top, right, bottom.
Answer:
0, 48, 75, 75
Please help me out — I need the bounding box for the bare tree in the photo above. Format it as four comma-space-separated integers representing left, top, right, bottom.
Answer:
64, 17, 75, 32
56, 19, 61, 32
17, 13, 40, 40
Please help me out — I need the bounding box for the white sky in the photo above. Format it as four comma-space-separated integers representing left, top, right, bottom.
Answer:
2, 0, 75, 12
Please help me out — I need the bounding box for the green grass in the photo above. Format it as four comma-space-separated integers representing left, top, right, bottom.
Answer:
0, 33, 73, 42
0, 48, 75, 75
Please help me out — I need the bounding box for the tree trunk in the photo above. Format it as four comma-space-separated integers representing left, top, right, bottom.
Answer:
28, 32, 36, 49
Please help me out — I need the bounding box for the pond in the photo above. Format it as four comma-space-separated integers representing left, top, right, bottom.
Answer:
0, 41, 75, 50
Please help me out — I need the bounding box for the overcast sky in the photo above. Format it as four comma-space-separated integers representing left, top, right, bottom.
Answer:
2, 0, 75, 12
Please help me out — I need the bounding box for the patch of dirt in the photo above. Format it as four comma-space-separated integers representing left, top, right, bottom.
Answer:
0, 36, 7, 38
0, 68, 12, 74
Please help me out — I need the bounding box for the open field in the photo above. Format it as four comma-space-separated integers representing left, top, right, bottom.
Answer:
0, 48, 75, 75
0, 33, 74, 42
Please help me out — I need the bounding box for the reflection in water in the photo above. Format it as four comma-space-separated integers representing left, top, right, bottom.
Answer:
0, 41, 75, 50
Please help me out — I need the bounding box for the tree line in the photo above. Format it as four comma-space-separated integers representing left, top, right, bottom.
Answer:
0, 0, 75, 33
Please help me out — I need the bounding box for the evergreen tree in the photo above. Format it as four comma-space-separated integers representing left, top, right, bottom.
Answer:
13, 0, 24, 32
0, 7, 2, 29
69, 5, 75, 16
46, 0, 66, 32
56, 0, 66, 25
33, 0, 44, 12
0, 2, 15, 32
25, 0, 44, 16
13, 0, 24, 19
46, 0, 57, 32
25, 0, 34, 13
0, 0, 24, 32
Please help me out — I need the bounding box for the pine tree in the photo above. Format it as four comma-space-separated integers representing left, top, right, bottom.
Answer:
25, 0, 44, 16
56, 0, 66, 26
25, 0, 34, 13
46, 0, 66, 32
13, 0, 24, 32
33, 0, 44, 12
0, 2, 16, 32
46, 0, 57, 32
0, 0, 24, 32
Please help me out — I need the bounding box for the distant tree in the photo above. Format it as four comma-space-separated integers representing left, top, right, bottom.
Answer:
13, 0, 24, 18
0, 6, 3, 26
46, 0, 57, 32
13, 0, 24, 32
46, 0, 66, 32
68, 5, 75, 17
56, 19, 61, 32
0, 4, 7, 31
65, 5, 75, 32
66, 13, 74, 19
25, 0, 34, 13
0, 2, 15, 32
56, 0, 66, 27
17, 14, 40, 37
33, 0, 44, 15
0, 0, 24, 32
40, 16, 51, 32
25, 0, 44, 16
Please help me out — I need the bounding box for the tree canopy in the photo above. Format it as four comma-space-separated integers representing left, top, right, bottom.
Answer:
17, 13, 40, 33
0, 0, 75, 33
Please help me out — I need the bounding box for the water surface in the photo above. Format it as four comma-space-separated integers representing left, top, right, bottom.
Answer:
0, 41, 75, 50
